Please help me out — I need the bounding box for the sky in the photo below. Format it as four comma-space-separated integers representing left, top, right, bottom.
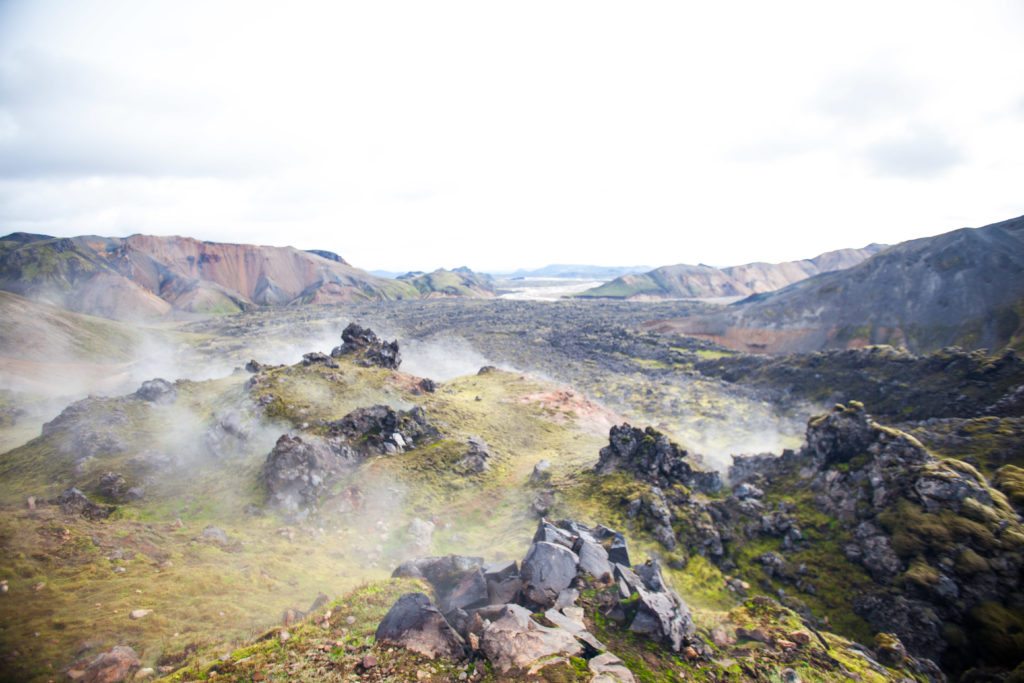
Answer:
0, 1, 1022, 273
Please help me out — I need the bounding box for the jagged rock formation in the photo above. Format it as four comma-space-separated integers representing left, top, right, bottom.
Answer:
263, 402, 439, 516
714, 404, 1021, 674
380, 519, 701, 676
578, 244, 885, 299
330, 323, 401, 369
325, 404, 438, 455
596, 423, 723, 494
649, 214, 1024, 354
0, 232, 419, 320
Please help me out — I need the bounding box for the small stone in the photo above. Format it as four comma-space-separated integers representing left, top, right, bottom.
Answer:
346, 615, 356, 625
776, 638, 797, 650
32, 582, 45, 592
788, 631, 811, 646
279, 629, 291, 642
360, 654, 377, 669
0, 580, 7, 595
711, 625, 735, 647
780, 668, 801, 683
683, 646, 699, 660
136, 667, 156, 679
129, 609, 151, 620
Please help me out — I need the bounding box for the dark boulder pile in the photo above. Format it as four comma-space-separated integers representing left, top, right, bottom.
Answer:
263, 404, 439, 516
96, 472, 144, 503
596, 423, 722, 494
325, 404, 439, 456
56, 487, 115, 520
262, 434, 357, 517
331, 322, 401, 370
376, 518, 700, 676
132, 378, 177, 404
595, 424, 723, 554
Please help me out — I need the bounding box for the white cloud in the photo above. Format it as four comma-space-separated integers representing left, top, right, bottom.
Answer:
0, 0, 1022, 271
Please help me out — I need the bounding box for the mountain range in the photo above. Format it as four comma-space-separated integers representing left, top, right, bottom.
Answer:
647, 214, 1024, 354
577, 244, 887, 299
0, 233, 496, 321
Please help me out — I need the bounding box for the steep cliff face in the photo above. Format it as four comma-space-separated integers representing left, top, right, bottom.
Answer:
646, 215, 1024, 354
0, 233, 421, 319
578, 245, 886, 300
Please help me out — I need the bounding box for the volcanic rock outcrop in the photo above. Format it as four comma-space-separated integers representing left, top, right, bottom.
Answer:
379, 519, 700, 675
330, 323, 401, 369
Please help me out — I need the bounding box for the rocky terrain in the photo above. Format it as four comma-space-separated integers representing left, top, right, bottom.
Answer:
0, 308, 1020, 681
577, 245, 885, 300
650, 215, 1024, 354
1, 215, 1023, 681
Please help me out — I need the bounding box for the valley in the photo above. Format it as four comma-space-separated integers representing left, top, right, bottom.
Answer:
0, 291, 1022, 682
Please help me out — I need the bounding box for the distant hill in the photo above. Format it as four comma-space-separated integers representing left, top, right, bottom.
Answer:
646, 215, 1024, 354
397, 267, 496, 298
577, 245, 886, 299
0, 233, 421, 320
497, 264, 653, 280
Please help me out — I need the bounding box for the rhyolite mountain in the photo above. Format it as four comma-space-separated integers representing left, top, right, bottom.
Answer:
577, 244, 887, 300
397, 267, 497, 298
646, 214, 1024, 354
0, 233, 495, 321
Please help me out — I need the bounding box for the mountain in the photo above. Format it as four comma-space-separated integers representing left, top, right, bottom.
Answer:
647, 215, 1024, 354
577, 245, 887, 299
0, 233, 424, 320
498, 264, 654, 280
397, 266, 496, 297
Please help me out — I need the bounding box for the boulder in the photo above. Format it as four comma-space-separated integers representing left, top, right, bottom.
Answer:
56, 488, 114, 520
374, 593, 466, 663
301, 351, 338, 368
530, 460, 552, 484
66, 645, 140, 683
480, 604, 582, 673
262, 434, 353, 516
458, 436, 491, 474
96, 472, 143, 503
520, 542, 579, 608
533, 520, 576, 549
629, 587, 696, 652
578, 539, 613, 582
443, 567, 490, 613
392, 555, 489, 612
133, 379, 176, 404
375, 593, 466, 660
588, 652, 636, 683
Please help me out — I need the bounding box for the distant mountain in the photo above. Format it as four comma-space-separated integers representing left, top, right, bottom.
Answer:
0, 233, 421, 320
577, 245, 887, 299
646, 215, 1024, 354
496, 264, 653, 280
397, 267, 496, 298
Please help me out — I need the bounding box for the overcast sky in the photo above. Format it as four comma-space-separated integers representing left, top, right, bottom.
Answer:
1, 1, 1022, 272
